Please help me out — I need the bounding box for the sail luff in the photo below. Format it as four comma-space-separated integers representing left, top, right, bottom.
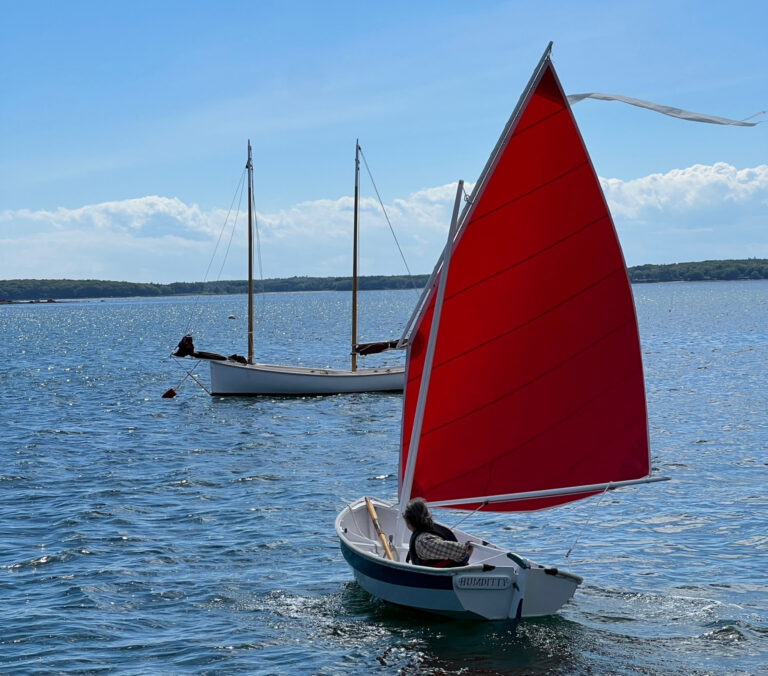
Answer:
398, 181, 464, 512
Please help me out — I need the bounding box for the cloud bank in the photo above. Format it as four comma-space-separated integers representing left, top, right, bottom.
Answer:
1, 163, 766, 283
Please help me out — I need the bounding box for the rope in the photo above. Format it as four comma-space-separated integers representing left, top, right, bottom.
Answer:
565, 483, 611, 558
214, 170, 245, 284
168, 358, 211, 395
450, 501, 489, 530
358, 146, 418, 290
252, 190, 266, 312
178, 166, 247, 344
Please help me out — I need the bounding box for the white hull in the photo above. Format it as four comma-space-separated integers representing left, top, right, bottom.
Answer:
209, 359, 404, 395
336, 497, 582, 620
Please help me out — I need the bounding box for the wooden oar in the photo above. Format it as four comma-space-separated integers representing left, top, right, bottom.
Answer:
365, 497, 394, 561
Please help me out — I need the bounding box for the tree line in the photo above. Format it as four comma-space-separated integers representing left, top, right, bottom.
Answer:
0, 275, 428, 302
1, 260, 766, 302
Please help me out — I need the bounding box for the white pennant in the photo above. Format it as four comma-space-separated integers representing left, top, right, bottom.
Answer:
567, 92, 764, 127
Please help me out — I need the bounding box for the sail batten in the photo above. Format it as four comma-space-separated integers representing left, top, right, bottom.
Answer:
399, 57, 650, 513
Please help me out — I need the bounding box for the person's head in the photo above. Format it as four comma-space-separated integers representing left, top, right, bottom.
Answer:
403, 497, 434, 532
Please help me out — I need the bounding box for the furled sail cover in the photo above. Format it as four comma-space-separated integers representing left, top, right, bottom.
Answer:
399, 58, 650, 512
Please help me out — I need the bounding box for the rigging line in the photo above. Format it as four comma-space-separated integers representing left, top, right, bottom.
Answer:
168, 357, 211, 395
565, 483, 611, 558
179, 167, 247, 342
209, 167, 247, 283
450, 501, 489, 530
742, 110, 766, 122
358, 146, 418, 289
182, 367, 211, 395
247, 192, 267, 322
215, 170, 246, 282
251, 191, 264, 296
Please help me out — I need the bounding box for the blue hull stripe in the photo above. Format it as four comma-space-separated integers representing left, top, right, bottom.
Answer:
340, 540, 454, 590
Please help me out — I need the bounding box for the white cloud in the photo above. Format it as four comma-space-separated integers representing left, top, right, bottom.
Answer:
601, 163, 768, 219
1, 164, 766, 282
600, 163, 768, 265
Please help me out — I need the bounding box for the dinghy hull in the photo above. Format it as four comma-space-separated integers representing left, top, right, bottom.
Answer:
336, 498, 581, 620
209, 360, 404, 395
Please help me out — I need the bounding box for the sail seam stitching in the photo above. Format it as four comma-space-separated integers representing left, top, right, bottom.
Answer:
435, 251, 620, 375
468, 159, 588, 231
422, 300, 635, 438
420, 357, 646, 500
404, 249, 616, 388
444, 162, 596, 307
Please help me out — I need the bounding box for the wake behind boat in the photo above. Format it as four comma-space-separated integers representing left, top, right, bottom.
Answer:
336, 43, 667, 620
172, 141, 405, 396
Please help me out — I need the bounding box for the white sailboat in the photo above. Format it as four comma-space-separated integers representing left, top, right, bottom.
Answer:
336, 43, 666, 620
176, 141, 405, 396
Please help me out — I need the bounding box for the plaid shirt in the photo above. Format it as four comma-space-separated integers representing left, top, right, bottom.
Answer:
414, 533, 471, 563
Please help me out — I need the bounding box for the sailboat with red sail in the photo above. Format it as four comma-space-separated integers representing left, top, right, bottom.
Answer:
335, 43, 666, 619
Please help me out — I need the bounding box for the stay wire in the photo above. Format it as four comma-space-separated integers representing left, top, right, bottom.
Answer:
358, 146, 418, 290
565, 483, 611, 558
178, 167, 247, 344
252, 190, 266, 311
214, 170, 245, 283
450, 501, 489, 530
165, 162, 247, 396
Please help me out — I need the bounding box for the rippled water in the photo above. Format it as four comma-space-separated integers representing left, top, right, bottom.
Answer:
1, 283, 766, 674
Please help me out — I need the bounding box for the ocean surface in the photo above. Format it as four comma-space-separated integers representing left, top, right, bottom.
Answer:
1, 281, 766, 675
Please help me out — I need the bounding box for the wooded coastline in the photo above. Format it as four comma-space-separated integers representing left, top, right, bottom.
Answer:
1, 259, 766, 303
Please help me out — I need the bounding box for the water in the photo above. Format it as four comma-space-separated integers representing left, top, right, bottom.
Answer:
1, 282, 766, 674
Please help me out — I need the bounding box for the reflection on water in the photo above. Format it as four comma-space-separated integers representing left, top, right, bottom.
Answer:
0, 282, 766, 673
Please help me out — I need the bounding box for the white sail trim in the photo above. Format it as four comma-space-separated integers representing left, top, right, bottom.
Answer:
426, 476, 670, 510
567, 92, 764, 127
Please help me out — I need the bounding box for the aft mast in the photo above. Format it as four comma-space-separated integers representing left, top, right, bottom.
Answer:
247, 140, 254, 365
351, 140, 360, 372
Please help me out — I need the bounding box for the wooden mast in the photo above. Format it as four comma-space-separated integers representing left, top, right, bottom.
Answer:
351, 140, 360, 372
247, 140, 254, 365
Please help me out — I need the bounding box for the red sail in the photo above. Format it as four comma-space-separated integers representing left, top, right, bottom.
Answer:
399, 58, 650, 512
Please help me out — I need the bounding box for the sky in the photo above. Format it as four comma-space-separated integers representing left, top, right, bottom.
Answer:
1, 0, 766, 284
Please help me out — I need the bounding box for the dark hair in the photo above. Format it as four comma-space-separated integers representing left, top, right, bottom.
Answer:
404, 497, 434, 531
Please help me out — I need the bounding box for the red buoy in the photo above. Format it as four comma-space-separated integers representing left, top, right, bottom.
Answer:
161, 388, 177, 399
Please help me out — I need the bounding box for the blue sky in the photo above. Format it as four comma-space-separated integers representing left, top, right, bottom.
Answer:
1, 1, 766, 283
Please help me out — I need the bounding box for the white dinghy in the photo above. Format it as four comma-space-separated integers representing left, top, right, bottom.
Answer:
336, 43, 666, 620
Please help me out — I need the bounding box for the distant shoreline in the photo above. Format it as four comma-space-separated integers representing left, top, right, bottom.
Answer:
1, 259, 766, 303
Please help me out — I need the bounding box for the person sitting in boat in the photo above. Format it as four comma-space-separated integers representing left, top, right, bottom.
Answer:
404, 497, 473, 567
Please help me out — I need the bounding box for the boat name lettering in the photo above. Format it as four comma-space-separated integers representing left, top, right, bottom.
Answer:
455, 575, 511, 590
